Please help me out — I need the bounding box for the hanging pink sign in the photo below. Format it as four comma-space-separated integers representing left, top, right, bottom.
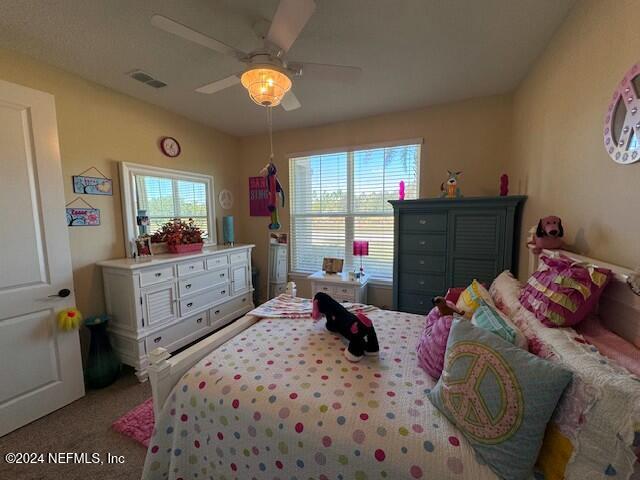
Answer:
249, 176, 270, 216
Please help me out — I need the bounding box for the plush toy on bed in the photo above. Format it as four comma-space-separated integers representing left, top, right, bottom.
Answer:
528, 215, 565, 254
312, 292, 379, 362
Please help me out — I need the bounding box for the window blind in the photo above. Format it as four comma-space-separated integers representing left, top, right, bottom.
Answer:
135, 175, 210, 238
290, 143, 420, 281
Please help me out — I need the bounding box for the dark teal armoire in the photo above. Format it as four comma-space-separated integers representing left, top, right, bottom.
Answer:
389, 196, 526, 314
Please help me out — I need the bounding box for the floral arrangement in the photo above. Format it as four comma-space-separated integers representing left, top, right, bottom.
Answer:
151, 219, 203, 247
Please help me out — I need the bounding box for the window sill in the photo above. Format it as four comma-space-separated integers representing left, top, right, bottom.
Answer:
288, 271, 392, 288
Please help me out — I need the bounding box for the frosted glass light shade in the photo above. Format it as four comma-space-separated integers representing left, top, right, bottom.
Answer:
240, 67, 292, 107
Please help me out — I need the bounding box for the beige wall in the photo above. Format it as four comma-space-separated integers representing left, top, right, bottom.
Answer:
510, 0, 640, 276
0, 47, 241, 317
237, 95, 513, 306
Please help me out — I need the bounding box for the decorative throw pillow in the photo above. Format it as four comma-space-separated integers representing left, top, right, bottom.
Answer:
427, 319, 572, 480
489, 270, 524, 316
472, 299, 528, 350
519, 254, 611, 327
416, 305, 457, 379
456, 279, 493, 318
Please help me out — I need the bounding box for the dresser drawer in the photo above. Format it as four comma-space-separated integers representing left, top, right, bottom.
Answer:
206, 254, 228, 269
179, 285, 229, 316
177, 259, 205, 277
210, 293, 251, 329
401, 213, 447, 232
178, 269, 228, 297
398, 293, 437, 315
333, 285, 356, 301
139, 266, 174, 287
399, 254, 446, 273
229, 251, 248, 264
146, 312, 208, 353
399, 272, 445, 294
400, 233, 446, 254
313, 283, 334, 295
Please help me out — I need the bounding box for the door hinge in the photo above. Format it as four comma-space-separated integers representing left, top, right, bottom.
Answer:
140, 296, 143, 305
141, 317, 144, 326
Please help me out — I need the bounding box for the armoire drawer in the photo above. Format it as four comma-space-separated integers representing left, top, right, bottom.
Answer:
400, 233, 447, 254
145, 312, 208, 353
139, 266, 174, 287
206, 254, 228, 269
399, 254, 446, 273
178, 269, 228, 297
177, 259, 205, 276
179, 285, 229, 316
398, 293, 437, 315
210, 293, 251, 329
401, 213, 447, 232
333, 285, 356, 301
399, 272, 445, 294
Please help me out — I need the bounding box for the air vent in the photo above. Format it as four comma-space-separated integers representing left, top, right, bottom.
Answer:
127, 70, 167, 89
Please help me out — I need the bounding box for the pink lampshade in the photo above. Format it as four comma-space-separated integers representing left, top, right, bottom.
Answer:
353, 240, 369, 256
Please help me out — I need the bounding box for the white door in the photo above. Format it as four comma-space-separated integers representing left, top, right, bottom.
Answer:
0, 79, 84, 436
231, 265, 248, 294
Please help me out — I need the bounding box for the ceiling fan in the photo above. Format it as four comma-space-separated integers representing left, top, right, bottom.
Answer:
151, 0, 362, 111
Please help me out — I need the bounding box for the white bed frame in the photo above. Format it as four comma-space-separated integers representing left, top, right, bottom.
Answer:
148, 248, 640, 417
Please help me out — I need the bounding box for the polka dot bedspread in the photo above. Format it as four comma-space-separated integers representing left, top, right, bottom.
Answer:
142, 310, 499, 480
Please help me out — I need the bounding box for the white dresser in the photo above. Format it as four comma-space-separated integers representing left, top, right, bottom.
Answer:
98, 244, 254, 381
308, 271, 369, 303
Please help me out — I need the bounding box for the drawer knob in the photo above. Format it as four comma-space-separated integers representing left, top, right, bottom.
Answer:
196, 318, 203, 324
419, 260, 425, 265
214, 309, 220, 315
242, 298, 246, 302
189, 265, 195, 270
220, 273, 225, 277
419, 240, 426, 246
154, 336, 162, 343
155, 272, 162, 277
419, 280, 425, 286
185, 284, 192, 289
419, 219, 427, 225
187, 302, 193, 308
221, 290, 226, 295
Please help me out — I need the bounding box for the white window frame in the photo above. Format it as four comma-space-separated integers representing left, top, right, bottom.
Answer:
119, 162, 216, 257
288, 138, 422, 285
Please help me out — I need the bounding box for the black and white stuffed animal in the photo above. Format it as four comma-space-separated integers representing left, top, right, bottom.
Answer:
312, 292, 379, 362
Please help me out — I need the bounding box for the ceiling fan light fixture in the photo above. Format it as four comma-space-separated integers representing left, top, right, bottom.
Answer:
240, 66, 292, 107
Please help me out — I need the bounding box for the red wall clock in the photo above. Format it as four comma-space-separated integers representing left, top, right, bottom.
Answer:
160, 136, 181, 157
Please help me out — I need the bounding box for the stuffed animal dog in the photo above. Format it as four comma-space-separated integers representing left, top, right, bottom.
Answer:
312, 292, 379, 362
528, 215, 564, 253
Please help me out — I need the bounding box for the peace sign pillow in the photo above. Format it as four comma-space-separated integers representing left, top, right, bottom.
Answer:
427, 319, 572, 480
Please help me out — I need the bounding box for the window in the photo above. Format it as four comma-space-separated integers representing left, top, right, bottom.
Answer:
119, 162, 215, 256
289, 141, 420, 281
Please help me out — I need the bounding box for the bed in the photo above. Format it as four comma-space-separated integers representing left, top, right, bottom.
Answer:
143, 248, 640, 480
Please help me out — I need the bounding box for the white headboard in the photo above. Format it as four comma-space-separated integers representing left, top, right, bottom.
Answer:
528, 247, 640, 348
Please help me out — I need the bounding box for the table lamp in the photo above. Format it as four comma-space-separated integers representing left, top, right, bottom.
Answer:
352, 240, 369, 279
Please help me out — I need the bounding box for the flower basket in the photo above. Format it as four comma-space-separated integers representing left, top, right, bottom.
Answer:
168, 242, 204, 254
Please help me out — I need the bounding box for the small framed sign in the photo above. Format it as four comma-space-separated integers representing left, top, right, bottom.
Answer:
66, 207, 100, 226
322, 257, 344, 274
249, 176, 270, 216
73, 175, 113, 195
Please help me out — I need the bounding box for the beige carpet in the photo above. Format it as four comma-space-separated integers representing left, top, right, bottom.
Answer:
0, 368, 150, 480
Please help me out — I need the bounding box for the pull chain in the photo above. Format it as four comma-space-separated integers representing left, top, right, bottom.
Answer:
267, 106, 274, 160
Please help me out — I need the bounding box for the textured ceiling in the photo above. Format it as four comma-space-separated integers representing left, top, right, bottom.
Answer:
0, 0, 575, 136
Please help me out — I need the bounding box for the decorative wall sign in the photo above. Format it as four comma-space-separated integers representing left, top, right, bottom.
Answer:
65, 198, 100, 226
219, 189, 234, 209
604, 62, 640, 164
249, 176, 270, 216
72, 167, 112, 195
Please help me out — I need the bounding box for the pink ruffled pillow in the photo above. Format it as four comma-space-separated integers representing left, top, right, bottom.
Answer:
416, 304, 456, 379
519, 254, 611, 327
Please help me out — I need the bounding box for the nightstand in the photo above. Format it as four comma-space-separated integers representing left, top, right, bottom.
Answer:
308, 271, 369, 303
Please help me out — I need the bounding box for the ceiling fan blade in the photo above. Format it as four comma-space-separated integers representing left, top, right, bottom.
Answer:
294, 62, 362, 84
266, 0, 316, 53
195, 74, 241, 94
280, 90, 301, 111
151, 14, 245, 59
